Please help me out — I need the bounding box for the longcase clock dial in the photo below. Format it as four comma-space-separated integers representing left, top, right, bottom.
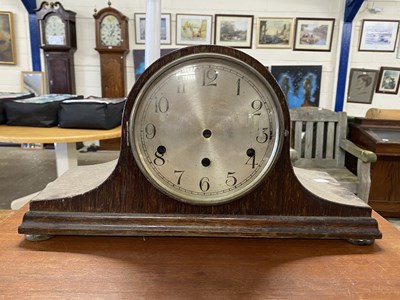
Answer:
100, 15, 122, 47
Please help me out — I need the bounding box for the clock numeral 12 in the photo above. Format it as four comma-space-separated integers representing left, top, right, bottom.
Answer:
202, 69, 218, 87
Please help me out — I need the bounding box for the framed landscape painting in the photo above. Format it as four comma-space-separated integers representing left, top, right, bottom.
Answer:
134, 13, 171, 44
0, 11, 16, 64
359, 20, 399, 52
376, 67, 400, 94
256, 17, 294, 48
271, 65, 322, 108
347, 68, 378, 104
294, 18, 335, 51
176, 14, 212, 45
214, 14, 254, 48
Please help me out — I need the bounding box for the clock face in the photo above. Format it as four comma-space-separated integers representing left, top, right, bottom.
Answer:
129, 50, 284, 205
100, 15, 122, 46
44, 15, 66, 45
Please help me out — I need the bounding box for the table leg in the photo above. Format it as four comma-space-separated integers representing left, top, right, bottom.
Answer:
54, 142, 78, 176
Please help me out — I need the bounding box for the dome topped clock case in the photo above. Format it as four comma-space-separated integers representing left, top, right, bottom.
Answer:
19, 46, 381, 243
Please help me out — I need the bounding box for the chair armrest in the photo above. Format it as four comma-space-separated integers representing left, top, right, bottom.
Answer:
339, 139, 377, 163
290, 148, 298, 162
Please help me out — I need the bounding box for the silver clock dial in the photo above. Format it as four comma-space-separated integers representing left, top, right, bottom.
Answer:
45, 15, 66, 45
100, 15, 122, 46
130, 53, 283, 205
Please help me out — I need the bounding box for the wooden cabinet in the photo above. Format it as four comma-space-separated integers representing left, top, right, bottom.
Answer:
348, 118, 400, 217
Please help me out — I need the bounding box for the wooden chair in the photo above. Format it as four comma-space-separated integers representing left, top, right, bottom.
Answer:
289, 107, 377, 202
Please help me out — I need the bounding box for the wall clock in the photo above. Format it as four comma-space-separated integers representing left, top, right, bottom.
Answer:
36, 1, 77, 94
19, 45, 381, 245
93, 2, 129, 98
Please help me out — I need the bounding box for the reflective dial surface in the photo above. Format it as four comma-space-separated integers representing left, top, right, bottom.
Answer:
45, 15, 66, 45
100, 15, 122, 46
130, 53, 283, 205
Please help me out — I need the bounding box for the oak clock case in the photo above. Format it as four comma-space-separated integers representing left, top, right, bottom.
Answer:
36, 1, 77, 94
94, 6, 129, 98
18, 46, 381, 244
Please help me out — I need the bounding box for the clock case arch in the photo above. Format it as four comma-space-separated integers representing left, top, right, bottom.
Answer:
94, 7, 129, 51
19, 46, 381, 243
36, 1, 77, 51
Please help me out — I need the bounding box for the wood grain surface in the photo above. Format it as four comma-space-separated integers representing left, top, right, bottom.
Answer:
0, 125, 121, 143
2, 207, 400, 299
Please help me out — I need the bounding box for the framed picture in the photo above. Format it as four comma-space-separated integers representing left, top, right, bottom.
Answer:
176, 14, 212, 45
293, 18, 335, 51
347, 68, 378, 104
271, 65, 322, 108
376, 67, 400, 94
256, 17, 294, 49
214, 14, 254, 48
133, 49, 177, 80
359, 19, 400, 52
0, 11, 16, 64
134, 13, 171, 44
21, 71, 45, 96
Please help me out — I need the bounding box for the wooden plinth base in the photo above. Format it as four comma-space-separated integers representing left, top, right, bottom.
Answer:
19, 211, 382, 241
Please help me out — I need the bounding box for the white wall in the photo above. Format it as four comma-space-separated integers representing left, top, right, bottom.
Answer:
0, 0, 399, 117
346, 0, 400, 117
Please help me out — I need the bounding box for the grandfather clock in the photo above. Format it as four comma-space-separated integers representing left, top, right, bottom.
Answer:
36, 1, 77, 94
93, 2, 129, 98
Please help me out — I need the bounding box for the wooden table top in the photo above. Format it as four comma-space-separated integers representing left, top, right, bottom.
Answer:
1, 208, 400, 299
0, 125, 121, 143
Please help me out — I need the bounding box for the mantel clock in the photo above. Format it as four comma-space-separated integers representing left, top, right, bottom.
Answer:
19, 45, 382, 245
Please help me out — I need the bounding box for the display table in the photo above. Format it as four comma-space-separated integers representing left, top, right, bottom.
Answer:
348, 118, 400, 217
0, 207, 400, 298
0, 125, 121, 176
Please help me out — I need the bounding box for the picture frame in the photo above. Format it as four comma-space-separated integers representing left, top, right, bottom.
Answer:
176, 14, 213, 45
133, 49, 177, 80
256, 17, 294, 49
293, 18, 335, 51
134, 13, 171, 44
21, 71, 45, 96
271, 65, 322, 108
359, 19, 400, 52
0, 11, 16, 64
376, 67, 400, 94
347, 68, 378, 104
214, 14, 254, 48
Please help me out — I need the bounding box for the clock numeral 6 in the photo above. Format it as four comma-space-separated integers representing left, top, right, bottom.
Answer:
199, 177, 210, 192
